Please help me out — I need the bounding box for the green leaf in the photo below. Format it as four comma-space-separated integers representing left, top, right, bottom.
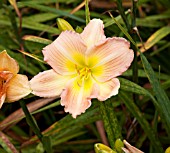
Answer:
21, 106, 100, 148
0, 17, 60, 34
99, 99, 122, 149
137, 0, 151, 6
22, 21, 60, 34
140, 26, 170, 52
119, 77, 153, 96
140, 52, 170, 135
51, 129, 87, 146
108, 13, 136, 46
17, 0, 59, 7
119, 77, 170, 135
104, 11, 128, 28
22, 13, 58, 23
123, 69, 170, 80
42, 136, 52, 153
119, 91, 164, 153
111, 12, 170, 136
17, 0, 78, 8
19, 101, 53, 153
22, 3, 85, 23
23, 35, 52, 45
136, 18, 164, 28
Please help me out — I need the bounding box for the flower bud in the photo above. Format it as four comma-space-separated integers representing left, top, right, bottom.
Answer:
114, 139, 124, 152
76, 26, 83, 33
94, 143, 117, 153
165, 147, 170, 153
57, 18, 74, 32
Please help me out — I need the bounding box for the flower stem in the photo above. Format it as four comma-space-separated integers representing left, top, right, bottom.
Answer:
131, 0, 137, 29
116, 0, 130, 30
131, 0, 139, 102
19, 101, 52, 153
99, 99, 122, 149
85, 0, 90, 25
116, 0, 139, 101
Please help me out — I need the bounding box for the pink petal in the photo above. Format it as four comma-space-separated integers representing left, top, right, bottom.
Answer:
96, 78, 120, 101
123, 140, 144, 153
0, 51, 19, 74
43, 31, 87, 75
6, 74, 31, 102
81, 19, 106, 49
88, 37, 134, 82
122, 147, 130, 153
30, 69, 71, 97
60, 77, 97, 118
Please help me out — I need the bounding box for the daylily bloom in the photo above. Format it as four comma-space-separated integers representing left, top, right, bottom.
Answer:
0, 50, 31, 108
30, 19, 134, 118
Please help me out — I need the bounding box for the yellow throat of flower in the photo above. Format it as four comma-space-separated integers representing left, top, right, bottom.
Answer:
76, 66, 91, 87
79, 67, 91, 80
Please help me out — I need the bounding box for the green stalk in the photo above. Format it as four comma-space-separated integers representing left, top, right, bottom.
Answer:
116, 0, 130, 30
116, 0, 139, 101
99, 99, 122, 149
131, 0, 138, 89
19, 101, 52, 153
131, 0, 137, 29
85, 0, 90, 25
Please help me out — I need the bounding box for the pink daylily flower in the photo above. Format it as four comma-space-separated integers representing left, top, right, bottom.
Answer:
30, 19, 134, 118
0, 50, 31, 108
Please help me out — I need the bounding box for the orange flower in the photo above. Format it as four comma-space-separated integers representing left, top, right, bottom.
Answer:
30, 19, 134, 118
0, 50, 31, 108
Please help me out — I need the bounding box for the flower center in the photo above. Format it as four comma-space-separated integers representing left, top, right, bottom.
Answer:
0, 78, 5, 88
79, 67, 91, 80
0, 76, 6, 96
0, 71, 13, 96
76, 66, 91, 86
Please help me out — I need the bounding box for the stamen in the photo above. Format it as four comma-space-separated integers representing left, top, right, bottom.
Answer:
75, 64, 80, 74
76, 67, 91, 87
0, 78, 6, 96
0, 78, 4, 90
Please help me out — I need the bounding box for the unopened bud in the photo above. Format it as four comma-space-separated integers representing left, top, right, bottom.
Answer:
76, 26, 83, 33
57, 18, 74, 32
165, 147, 170, 153
94, 143, 117, 153
115, 139, 124, 153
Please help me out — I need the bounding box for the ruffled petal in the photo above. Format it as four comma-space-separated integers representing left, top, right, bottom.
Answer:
60, 76, 98, 118
6, 74, 31, 102
96, 78, 120, 101
88, 37, 134, 82
81, 19, 106, 48
123, 140, 144, 153
43, 31, 87, 75
30, 69, 71, 97
0, 51, 19, 74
